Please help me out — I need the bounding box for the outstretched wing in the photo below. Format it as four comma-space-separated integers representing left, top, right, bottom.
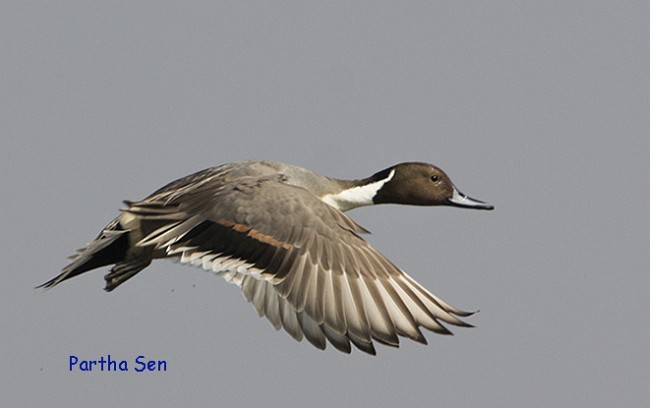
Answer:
128, 175, 473, 354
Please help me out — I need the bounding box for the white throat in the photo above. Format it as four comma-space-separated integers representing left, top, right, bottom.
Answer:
321, 169, 395, 212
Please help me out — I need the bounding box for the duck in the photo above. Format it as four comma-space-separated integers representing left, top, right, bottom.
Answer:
39, 160, 493, 355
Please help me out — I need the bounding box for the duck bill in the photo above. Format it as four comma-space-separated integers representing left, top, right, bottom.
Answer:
448, 187, 494, 210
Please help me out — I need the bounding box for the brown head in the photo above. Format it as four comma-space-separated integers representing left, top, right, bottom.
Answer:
371, 162, 494, 210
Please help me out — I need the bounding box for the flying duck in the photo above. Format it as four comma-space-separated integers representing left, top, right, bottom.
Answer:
39, 160, 493, 355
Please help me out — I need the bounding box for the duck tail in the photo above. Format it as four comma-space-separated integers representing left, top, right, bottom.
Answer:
37, 217, 134, 291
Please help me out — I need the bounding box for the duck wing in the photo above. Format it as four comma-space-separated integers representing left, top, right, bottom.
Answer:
130, 175, 473, 354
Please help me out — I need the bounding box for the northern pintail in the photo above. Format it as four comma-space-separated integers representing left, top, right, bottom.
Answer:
40, 160, 493, 355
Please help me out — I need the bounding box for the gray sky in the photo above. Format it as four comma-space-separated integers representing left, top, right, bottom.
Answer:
2, 2, 649, 407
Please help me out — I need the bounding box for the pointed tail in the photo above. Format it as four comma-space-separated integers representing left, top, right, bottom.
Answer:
37, 217, 150, 291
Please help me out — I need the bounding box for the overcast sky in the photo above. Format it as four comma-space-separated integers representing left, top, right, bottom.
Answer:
2, 2, 649, 407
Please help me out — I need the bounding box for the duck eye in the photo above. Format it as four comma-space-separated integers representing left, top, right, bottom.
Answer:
430, 174, 439, 182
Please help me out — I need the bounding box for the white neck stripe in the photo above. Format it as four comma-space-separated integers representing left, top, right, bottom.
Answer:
321, 169, 395, 212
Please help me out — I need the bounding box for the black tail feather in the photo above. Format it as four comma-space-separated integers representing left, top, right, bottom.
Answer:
37, 219, 130, 289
